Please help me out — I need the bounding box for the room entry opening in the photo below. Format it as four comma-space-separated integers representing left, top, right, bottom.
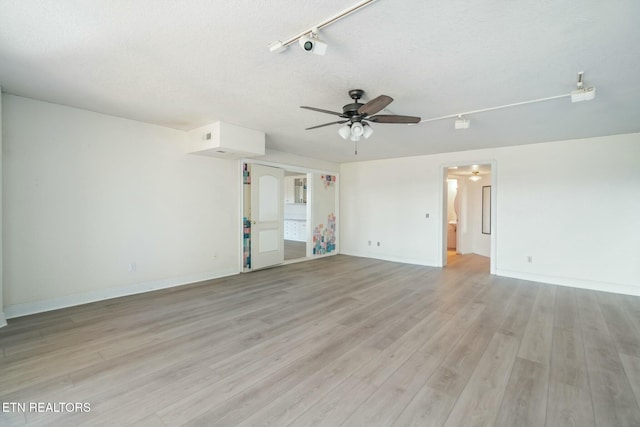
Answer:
283, 171, 309, 262
442, 163, 495, 273
242, 162, 338, 272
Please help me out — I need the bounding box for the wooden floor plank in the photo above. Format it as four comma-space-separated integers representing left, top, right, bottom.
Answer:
544, 286, 596, 427
392, 385, 456, 427
599, 298, 640, 357
443, 332, 520, 427
546, 381, 595, 427
427, 281, 518, 399
517, 283, 556, 365
494, 357, 548, 427
620, 353, 640, 410
582, 329, 640, 427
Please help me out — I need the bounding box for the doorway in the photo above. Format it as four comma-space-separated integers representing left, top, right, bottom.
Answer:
441, 162, 496, 273
446, 176, 460, 264
283, 170, 309, 261
242, 162, 318, 272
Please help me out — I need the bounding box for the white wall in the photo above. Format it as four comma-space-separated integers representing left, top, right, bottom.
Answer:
446, 179, 458, 223
3, 95, 240, 317
262, 149, 339, 173
471, 177, 491, 257
457, 175, 491, 257
340, 133, 640, 295
310, 173, 338, 256
341, 155, 441, 265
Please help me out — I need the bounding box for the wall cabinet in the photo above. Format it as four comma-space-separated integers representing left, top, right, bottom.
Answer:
284, 175, 307, 204
284, 220, 307, 242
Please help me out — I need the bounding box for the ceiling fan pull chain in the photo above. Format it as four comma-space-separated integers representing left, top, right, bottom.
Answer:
355, 140, 358, 155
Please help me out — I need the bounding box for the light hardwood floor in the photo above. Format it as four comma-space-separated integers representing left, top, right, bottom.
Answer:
284, 240, 306, 261
1, 254, 640, 426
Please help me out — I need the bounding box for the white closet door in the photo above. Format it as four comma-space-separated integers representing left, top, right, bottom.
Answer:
250, 164, 284, 269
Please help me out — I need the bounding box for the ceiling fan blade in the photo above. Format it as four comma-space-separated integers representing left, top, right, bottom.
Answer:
300, 106, 345, 117
358, 95, 394, 116
368, 114, 421, 124
305, 120, 349, 130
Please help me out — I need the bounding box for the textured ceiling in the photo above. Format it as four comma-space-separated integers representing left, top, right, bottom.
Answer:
1, 0, 639, 163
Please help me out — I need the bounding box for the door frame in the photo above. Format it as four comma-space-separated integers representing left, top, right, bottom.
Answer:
239, 159, 340, 272
439, 160, 497, 274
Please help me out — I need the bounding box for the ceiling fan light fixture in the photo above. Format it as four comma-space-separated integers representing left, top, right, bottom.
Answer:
338, 125, 351, 139
362, 123, 374, 139
469, 171, 482, 181
350, 122, 364, 137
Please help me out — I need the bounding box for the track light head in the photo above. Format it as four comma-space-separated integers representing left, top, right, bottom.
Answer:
571, 71, 596, 102
571, 86, 596, 103
298, 29, 327, 56
454, 115, 470, 130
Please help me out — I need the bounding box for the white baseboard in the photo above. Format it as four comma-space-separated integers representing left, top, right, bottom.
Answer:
0, 312, 7, 328
496, 269, 640, 297
339, 250, 438, 267
4, 268, 239, 320
310, 252, 338, 260
334, 253, 640, 297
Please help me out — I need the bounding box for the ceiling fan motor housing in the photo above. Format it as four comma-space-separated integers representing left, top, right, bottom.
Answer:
343, 102, 364, 118
344, 89, 365, 119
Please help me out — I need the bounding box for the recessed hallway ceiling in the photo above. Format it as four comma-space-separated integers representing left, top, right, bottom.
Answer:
1, 1, 639, 163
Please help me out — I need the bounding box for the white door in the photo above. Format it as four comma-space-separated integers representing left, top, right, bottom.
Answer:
250, 164, 284, 270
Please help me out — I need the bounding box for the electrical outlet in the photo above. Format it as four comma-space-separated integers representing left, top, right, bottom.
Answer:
527, 256, 533, 263
425, 213, 430, 218
377, 242, 381, 247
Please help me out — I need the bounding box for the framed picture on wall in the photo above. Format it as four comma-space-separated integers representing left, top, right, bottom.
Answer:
482, 186, 491, 235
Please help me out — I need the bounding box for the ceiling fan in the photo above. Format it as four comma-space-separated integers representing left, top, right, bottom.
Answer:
300, 89, 421, 146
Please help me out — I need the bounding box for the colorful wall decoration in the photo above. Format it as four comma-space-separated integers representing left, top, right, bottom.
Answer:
243, 163, 251, 184
320, 174, 336, 189
243, 217, 251, 269
242, 163, 251, 269
313, 213, 336, 255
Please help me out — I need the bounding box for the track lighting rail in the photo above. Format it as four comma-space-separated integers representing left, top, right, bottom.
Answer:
269, 0, 376, 53
420, 72, 595, 128
420, 93, 570, 124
